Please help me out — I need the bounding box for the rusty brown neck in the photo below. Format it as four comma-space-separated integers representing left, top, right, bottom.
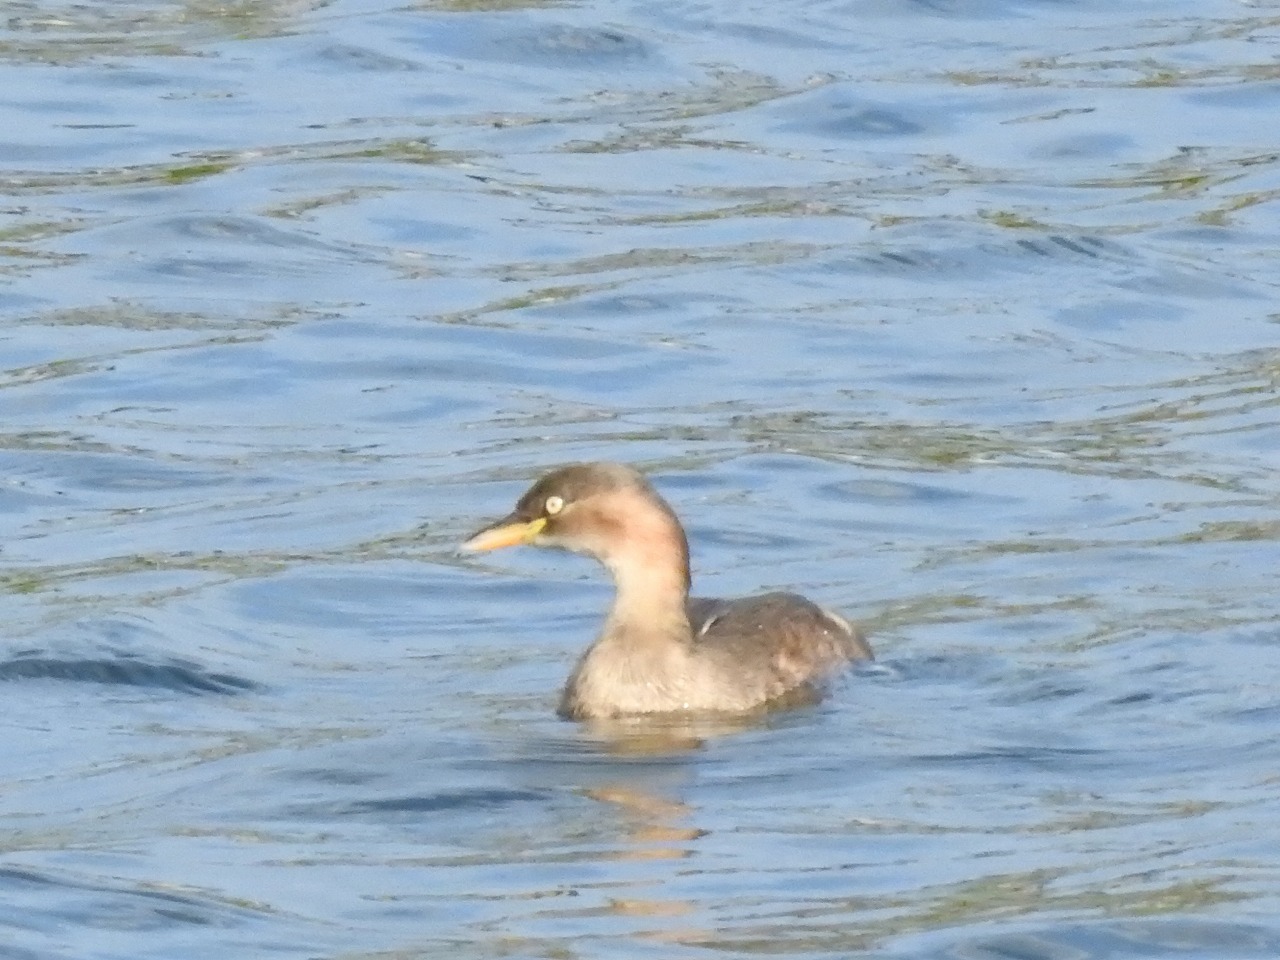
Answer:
595, 492, 692, 645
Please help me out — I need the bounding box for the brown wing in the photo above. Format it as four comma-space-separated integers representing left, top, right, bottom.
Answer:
684, 592, 871, 705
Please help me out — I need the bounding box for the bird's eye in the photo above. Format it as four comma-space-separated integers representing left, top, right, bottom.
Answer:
544, 495, 564, 516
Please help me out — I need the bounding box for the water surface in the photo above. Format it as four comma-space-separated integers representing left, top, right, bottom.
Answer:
2, 0, 1280, 957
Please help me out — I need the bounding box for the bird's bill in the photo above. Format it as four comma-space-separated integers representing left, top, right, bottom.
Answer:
461, 515, 546, 552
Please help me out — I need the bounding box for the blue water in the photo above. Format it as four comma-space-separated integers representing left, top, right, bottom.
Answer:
2, 0, 1280, 956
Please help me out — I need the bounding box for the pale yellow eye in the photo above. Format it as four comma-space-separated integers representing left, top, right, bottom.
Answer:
544, 495, 564, 516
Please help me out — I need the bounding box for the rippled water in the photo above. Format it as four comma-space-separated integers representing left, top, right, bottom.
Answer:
3, 0, 1280, 956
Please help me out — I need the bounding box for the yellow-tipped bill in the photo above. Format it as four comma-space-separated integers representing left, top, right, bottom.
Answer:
461, 515, 546, 553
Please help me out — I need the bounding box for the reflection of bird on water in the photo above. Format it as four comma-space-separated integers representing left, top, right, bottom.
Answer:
462, 462, 873, 720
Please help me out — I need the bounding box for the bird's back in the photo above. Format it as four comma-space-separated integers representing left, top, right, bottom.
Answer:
684, 592, 872, 708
